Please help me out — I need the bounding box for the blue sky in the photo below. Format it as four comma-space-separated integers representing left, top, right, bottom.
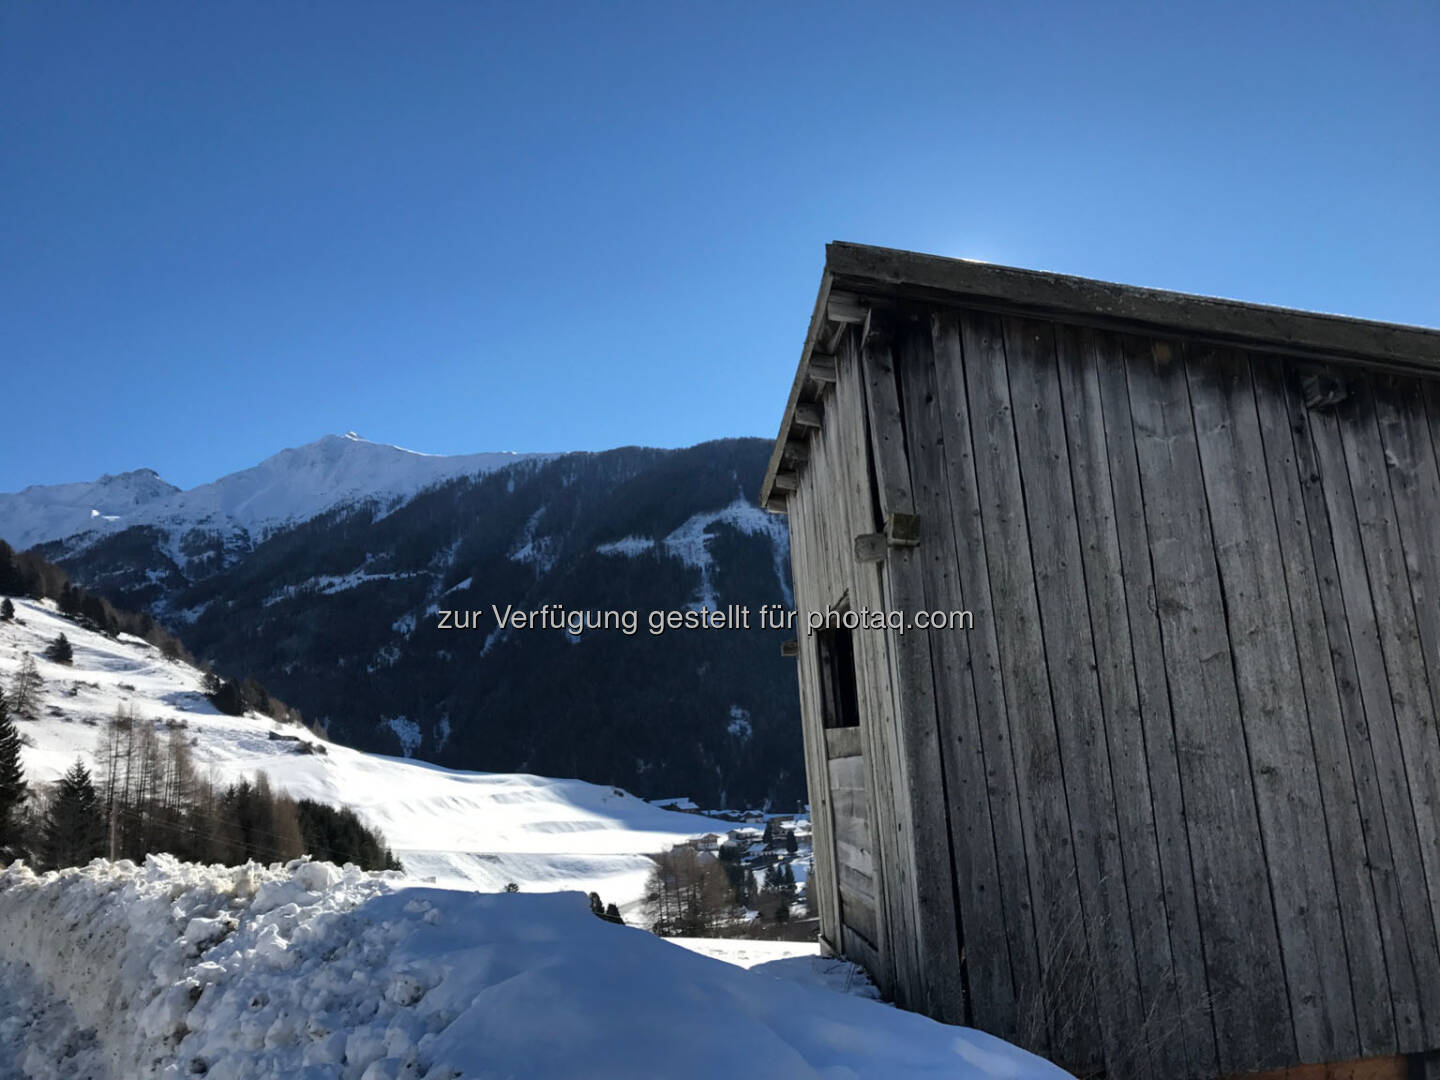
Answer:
2, 1, 1436, 492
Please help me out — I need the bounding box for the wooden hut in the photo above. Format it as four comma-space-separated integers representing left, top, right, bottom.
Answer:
759, 243, 1440, 1079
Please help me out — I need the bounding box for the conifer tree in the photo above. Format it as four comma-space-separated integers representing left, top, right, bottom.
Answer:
42, 759, 104, 869
0, 598, 14, 621
45, 633, 73, 664
0, 542, 23, 597
604, 902, 624, 925
0, 689, 28, 858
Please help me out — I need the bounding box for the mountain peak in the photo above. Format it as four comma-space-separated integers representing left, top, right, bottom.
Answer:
0, 437, 545, 554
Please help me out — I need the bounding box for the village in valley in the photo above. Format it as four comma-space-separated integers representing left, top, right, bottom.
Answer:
645, 796, 816, 939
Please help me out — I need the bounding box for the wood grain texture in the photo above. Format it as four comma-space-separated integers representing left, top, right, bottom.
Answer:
1251, 354, 1398, 1057
959, 309, 1096, 1069
1126, 336, 1292, 1074
1097, 331, 1221, 1078
930, 309, 1042, 1040
1004, 315, 1146, 1074
1293, 376, 1440, 1054
893, 313, 1015, 1036
861, 315, 967, 1024
1186, 345, 1358, 1063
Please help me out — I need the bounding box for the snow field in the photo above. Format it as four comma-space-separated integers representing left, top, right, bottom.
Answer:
0, 598, 729, 912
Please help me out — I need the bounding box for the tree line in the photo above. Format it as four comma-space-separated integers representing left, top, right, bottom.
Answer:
0, 689, 399, 874
642, 843, 802, 937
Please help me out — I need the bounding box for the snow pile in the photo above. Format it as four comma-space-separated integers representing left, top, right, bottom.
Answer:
2, 599, 730, 912
0, 858, 1072, 1080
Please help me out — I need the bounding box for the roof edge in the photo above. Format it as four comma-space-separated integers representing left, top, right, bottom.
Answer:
825, 242, 1440, 369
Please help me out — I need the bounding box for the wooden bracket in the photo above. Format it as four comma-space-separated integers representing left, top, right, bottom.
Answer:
780, 639, 800, 658
772, 472, 799, 492
827, 291, 867, 324
854, 533, 887, 563
781, 440, 810, 465
792, 403, 823, 428
885, 512, 920, 546
808, 354, 838, 385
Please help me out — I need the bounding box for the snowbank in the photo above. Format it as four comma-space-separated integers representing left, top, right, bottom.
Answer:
0, 857, 1072, 1080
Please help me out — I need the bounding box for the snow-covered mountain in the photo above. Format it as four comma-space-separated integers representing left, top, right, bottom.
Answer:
21, 438, 805, 809
0, 433, 541, 556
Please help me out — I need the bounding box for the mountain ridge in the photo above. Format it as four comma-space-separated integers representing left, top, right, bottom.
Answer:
0, 433, 546, 555
15, 437, 805, 808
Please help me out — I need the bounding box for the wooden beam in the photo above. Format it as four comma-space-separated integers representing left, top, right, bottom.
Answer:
808, 354, 838, 384
793, 402, 823, 428
884, 511, 920, 546
772, 472, 799, 492
853, 533, 887, 563
757, 268, 834, 510
781, 440, 810, 465
780, 639, 800, 658
827, 290, 866, 324
1219, 1053, 1408, 1080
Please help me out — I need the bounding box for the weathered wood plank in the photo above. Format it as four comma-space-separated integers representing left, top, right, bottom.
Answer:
958, 308, 1094, 1069
1058, 324, 1191, 1078
1289, 371, 1440, 1054
835, 325, 913, 1001
1250, 354, 1398, 1057
837, 860, 875, 900
1125, 335, 1291, 1075
1374, 375, 1440, 774
1220, 1055, 1410, 1080
787, 479, 843, 945
931, 310, 1044, 1045
825, 726, 862, 760
1326, 377, 1440, 1049
843, 926, 882, 977
1186, 344, 1359, 1063
1005, 315, 1146, 1075
827, 755, 867, 793
861, 314, 967, 1024
1096, 331, 1219, 1079
894, 313, 1016, 1038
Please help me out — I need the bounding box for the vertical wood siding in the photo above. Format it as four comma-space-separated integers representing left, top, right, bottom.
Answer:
785, 301, 1440, 1078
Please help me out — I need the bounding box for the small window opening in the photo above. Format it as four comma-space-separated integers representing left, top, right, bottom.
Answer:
817, 627, 860, 730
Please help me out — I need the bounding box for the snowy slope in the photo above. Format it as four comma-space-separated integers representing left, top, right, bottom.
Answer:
0, 858, 1073, 1080
0, 433, 543, 554
0, 598, 724, 911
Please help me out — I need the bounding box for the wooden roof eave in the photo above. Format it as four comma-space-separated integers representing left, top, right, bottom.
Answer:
758, 268, 837, 513
825, 242, 1440, 375
760, 241, 1440, 515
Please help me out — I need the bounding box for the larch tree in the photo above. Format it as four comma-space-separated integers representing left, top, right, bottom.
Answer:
9, 654, 42, 719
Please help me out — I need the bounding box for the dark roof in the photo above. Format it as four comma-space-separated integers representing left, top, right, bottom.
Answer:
759, 242, 1440, 510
